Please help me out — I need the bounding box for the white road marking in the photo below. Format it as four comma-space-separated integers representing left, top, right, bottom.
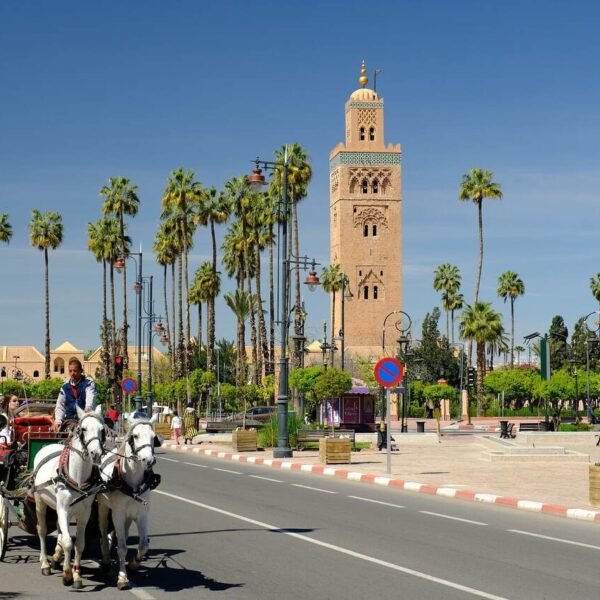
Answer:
507, 529, 600, 551
249, 475, 284, 483
182, 461, 208, 468
87, 560, 156, 599
156, 489, 510, 600
348, 496, 405, 509
420, 511, 488, 526
291, 484, 337, 494
159, 457, 179, 463
213, 467, 242, 475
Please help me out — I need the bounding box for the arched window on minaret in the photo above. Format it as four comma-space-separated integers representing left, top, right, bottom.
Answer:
363, 286, 369, 300
373, 286, 379, 300
359, 127, 365, 141
372, 224, 377, 237
362, 179, 368, 194
372, 179, 379, 194
363, 224, 369, 237
369, 127, 375, 141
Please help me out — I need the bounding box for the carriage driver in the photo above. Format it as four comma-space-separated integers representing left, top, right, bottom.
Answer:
51, 358, 97, 431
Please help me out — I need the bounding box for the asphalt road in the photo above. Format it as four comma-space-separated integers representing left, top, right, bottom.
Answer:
2, 448, 600, 599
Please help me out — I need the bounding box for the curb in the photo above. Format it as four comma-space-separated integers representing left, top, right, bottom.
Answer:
162, 443, 600, 524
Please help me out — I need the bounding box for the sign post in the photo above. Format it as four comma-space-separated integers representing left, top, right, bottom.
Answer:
374, 357, 405, 474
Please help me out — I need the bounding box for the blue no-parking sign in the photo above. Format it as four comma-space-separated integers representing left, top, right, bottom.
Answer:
374, 357, 404, 388
121, 377, 138, 394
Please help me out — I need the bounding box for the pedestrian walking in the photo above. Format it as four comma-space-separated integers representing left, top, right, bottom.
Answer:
171, 410, 182, 445
183, 403, 198, 444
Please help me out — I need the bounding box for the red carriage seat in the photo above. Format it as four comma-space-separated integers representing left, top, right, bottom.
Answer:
14, 414, 54, 444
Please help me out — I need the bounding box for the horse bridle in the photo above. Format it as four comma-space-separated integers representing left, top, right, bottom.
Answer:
72, 413, 106, 458
126, 421, 155, 463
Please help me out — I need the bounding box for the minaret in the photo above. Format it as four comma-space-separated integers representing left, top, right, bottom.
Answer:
329, 61, 402, 360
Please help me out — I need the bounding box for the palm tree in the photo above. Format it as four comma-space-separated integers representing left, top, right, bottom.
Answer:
225, 176, 259, 384
195, 261, 221, 364
262, 193, 278, 375
224, 289, 252, 387
497, 271, 525, 368
154, 224, 177, 363
459, 301, 503, 414
321, 264, 344, 367
100, 177, 140, 359
590, 274, 600, 314
514, 345, 526, 366
29, 210, 63, 379
195, 186, 231, 370
273, 144, 312, 369
161, 168, 202, 374
459, 169, 503, 304
433, 263, 461, 340
0, 214, 13, 245
447, 292, 464, 344
189, 267, 206, 352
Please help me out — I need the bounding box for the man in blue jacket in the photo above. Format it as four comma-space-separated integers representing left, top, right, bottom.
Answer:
53, 358, 96, 429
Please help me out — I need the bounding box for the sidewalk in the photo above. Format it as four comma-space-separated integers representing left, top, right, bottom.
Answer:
161, 427, 600, 524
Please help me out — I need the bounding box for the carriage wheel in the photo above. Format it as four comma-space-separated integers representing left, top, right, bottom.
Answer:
0, 495, 9, 561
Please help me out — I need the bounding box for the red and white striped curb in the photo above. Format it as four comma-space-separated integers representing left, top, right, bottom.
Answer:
163, 443, 600, 524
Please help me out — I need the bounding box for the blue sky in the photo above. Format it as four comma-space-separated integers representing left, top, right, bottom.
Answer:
1, 0, 600, 354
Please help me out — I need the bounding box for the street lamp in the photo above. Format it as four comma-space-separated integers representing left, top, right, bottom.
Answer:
397, 334, 410, 432
338, 275, 353, 371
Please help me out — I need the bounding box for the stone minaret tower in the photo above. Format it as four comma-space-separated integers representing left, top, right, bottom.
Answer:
329, 61, 402, 360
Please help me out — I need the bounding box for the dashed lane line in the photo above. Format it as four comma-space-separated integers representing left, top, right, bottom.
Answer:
348, 496, 405, 509
291, 484, 337, 494
420, 511, 488, 526
155, 489, 510, 600
507, 529, 600, 550
213, 467, 243, 475
249, 475, 284, 483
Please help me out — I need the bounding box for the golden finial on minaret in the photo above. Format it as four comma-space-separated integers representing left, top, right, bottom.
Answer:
359, 59, 368, 87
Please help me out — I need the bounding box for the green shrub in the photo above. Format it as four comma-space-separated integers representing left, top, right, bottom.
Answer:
257, 413, 304, 449
558, 423, 592, 432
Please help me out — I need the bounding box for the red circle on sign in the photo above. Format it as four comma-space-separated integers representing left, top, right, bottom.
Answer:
121, 377, 138, 393
374, 357, 404, 388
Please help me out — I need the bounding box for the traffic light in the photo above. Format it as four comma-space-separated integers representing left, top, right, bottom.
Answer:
115, 355, 124, 381
467, 367, 476, 388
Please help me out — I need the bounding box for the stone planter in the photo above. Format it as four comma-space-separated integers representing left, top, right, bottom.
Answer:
590, 465, 600, 507
319, 437, 351, 464
232, 429, 257, 452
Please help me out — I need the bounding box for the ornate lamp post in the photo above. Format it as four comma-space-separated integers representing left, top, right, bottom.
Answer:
249, 154, 320, 458
339, 275, 353, 371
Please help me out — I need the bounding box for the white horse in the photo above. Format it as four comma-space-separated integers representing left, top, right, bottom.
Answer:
98, 417, 158, 590
32, 407, 106, 588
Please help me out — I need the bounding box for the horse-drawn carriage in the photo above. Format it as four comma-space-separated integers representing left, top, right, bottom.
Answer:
0, 403, 160, 590
0, 403, 65, 560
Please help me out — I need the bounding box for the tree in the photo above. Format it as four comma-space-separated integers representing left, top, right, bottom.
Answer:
446, 292, 464, 345
194, 262, 221, 367
321, 264, 344, 367
459, 169, 503, 304
484, 368, 539, 409
161, 168, 201, 377
154, 223, 177, 364
29, 210, 63, 379
548, 315, 569, 371
289, 366, 325, 416
313, 368, 353, 428
514, 345, 526, 366
459, 301, 504, 415
590, 273, 600, 311
497, 271, 525, 368
195, 186, 231, 370
0, 214, 13, 245
224, 289, 251, 387
100, 177, 140, 359
273, 144, 312, 369
433, 263, 461, 340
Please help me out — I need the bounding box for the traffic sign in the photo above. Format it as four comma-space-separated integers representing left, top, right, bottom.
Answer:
374, 357, 404, 388
121, 377, 138, 394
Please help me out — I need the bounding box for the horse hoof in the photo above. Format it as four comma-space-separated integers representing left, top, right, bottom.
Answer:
127, 561, 140, 572
42, 567, 51, 576
63, 576, 73, 587
72, 580, 83, 590
117, 580, 130, 590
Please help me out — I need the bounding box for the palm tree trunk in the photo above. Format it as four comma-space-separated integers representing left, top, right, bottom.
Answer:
242, 220, 258, 385
177, 251, 184, 379
120, 212, 128, 360
510, 297, 515, 368
102, 260, 110, 378
330, 290, 337, 368
44, 248, 50, 379
269, 225, 275, 376
475, 200, 484, 304
163, 265, 173, 361
446, 307, 450, 341
255, 242, 269, 380
110, 262, 116, 378
292, 202, 302, 369
476, 341, 485, 416
451, 309, 455, 345
182, 220, 190, 373
197, 302, 202, 354
171, 262, 176, 373
208, 219, 217, 371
